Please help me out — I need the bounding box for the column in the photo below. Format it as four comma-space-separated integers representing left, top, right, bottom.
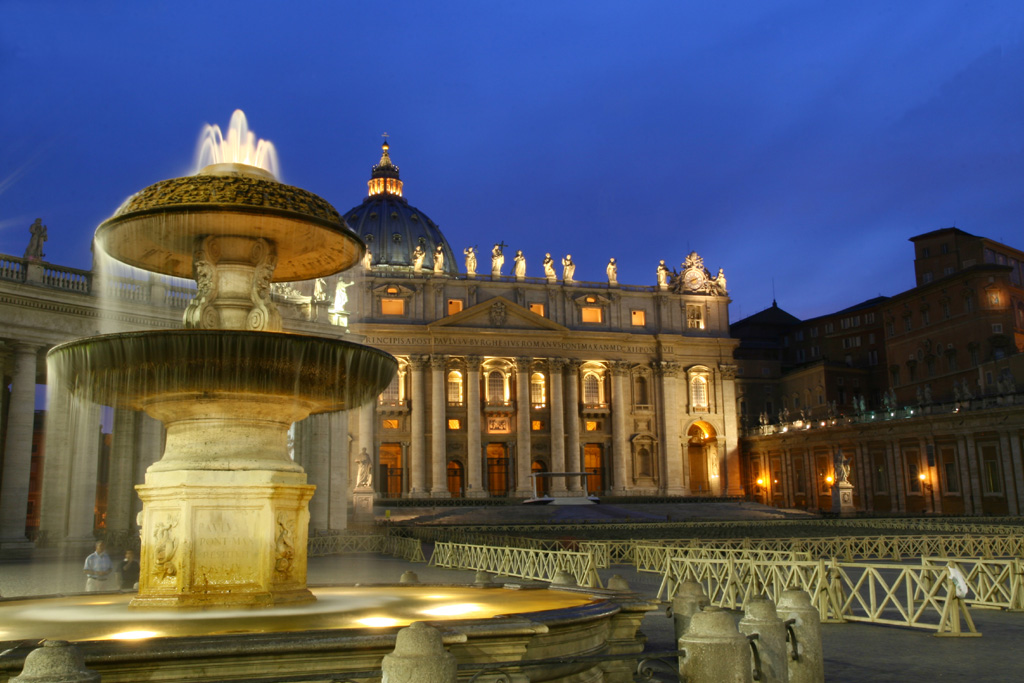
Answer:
655, 361, 685, 495
514, 358, 533, 496
1008, 430, 1024, 515
718, 363, 743, 495
305, 413, 331, 531
887, 441, 906, 513
0, 343, 39, 545
565, 360, 582, 492
39, 378, 74, 543
327, 410, 349, 530
998, 431, 1019, 515
549, 359, 566, 492
409, 355, 427, 496
429, 355, 449, 497
609, 361, 630, 494
66, 401, 102, 543
465, 356, 485, 497
103, 408, 139, 542
963, 436, 983, 514
358, 402, 375, 491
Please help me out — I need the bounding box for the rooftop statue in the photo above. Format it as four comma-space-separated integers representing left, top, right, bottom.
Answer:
513, 249, 526, 279
606, 258, 617, 285
411, 244, 426, 273
491, 242, 505, 278
464, 246, 477, 277
713, 268, 727, 295
656, 260, 669, 289
562, 254, 575, 283
543, 253, 556, 282
361, 246, 373, 271
24, 218, 47, 261
433, 245, 444, 274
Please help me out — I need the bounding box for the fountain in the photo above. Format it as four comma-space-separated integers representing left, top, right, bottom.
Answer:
49, 110, 396, 608
0, 113, 652, 682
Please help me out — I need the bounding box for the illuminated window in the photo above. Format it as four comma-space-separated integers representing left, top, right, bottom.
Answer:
447, 371, 463, 404
583, 374, 601, 404
631, 310, 646, 326
988, 291, 1001, 306
530, 372, 546, 406
382, 419, 399, 429
447, 419, 462, 430
585, 420, 601, 431
448, 299, 464, 315
531, 420, 545, 431
686, 304, 704, 329
487, 371, 507, 404
382, 298, 405, 315
529, 303, 545, 317
581, 306, 603, 323
380, 373, 402, 403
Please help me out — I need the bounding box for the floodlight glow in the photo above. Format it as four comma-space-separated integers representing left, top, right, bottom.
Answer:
358, 617, 399, 627
421, 603, 482, 617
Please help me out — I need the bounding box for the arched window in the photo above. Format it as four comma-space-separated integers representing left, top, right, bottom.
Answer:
487, 370, 506, 404
690, 376, 708, 410
583, 373, 601, 405
447, 370, 463, 405
635, 376, 649, 406
530, 372, 546, 406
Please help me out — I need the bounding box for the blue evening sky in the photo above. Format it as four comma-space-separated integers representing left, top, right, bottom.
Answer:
1, 1, 1022, 321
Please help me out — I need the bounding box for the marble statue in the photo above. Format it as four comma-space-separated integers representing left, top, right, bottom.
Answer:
313, 277, 327, 301
960, 378, 974, 400
491, 243, 504, 277
361, 246, 373, 271
412, 244, 426, 273
606, 258, 617, 285
543, 253, 556, 281
355, 448, 373, 489
433, 245, 444, 274
561, 254, 575, 283
713, 268, 727, 295
923, 384, 932, 404
24, 218, 47, 261
513, 249, 526, 279
656, 260, 669, 289
464, 246, 477, 277
833, 448, 850, 484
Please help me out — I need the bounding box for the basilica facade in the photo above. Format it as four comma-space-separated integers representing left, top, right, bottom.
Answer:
0, 142, 742, 547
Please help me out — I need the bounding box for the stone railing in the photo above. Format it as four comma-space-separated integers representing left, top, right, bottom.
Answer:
0, 255, 26, 282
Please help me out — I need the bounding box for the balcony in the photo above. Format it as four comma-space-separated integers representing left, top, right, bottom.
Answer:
377, 398, 409, 415
484, 399, 515, 414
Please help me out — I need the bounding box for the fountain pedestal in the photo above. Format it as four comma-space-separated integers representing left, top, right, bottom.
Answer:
134, 470, 314, 608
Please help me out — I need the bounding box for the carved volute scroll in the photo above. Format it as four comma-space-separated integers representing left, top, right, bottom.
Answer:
184, 236, 221, 329
247, 238, 282, 332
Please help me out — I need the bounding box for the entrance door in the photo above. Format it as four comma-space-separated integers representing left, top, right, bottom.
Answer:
486, 443, 509, 496
447, 460, 464, 498
378, 443, 403, 497
688, 444, 709, 493
531, 460, 549, 496
584, 444, 604, 494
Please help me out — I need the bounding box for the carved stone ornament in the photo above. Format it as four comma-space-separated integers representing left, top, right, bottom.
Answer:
719, 363, 738, 380
274, 511, 296, 580
489, 301, 507, 327
152, 514, 179, 583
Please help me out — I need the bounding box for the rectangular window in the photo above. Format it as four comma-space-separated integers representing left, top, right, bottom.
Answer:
447, 419, 462, 430
993, 323, 1003, 334
825, 322, 834, 334
941, 448, 959, 493
531, 420, 545, 431
382, 419, 399, 429
381, 298, 405, 315
942, 301, 951, 319
447, 299, 464, 315
873, 453, 888, 493
631, 310, 646, 326
922, 309, 930, 325
529, 303, 545, 317
981, 445, 1001, 493
581, 306, 603, 323
907, 459, 921, 493
903, 316, 912, 332
585, 420, 601, 431
887, 321, 895, 337
793, 459, 805, 494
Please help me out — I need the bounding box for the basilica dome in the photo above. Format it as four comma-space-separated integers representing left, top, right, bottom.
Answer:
342, 141, 457, 275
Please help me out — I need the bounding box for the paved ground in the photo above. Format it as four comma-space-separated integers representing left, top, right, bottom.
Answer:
2, 502, 1020, 681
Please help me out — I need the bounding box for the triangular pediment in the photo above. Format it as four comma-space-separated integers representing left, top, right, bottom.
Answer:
430, 295, 568, 332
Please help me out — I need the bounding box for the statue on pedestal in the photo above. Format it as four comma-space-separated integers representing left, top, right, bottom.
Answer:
491, 243, 505, 277
513, 250, 526, 279
361, 246, 373, 271
561, 254, 575, 283
411, 244, 426, 273
833, 449, 850, 484
355, 448, 373, 489
606, 258, 617, 285
24, 218, 47, 261
433, 245, 444, 274
463, 246, 477, 277
656, 260, 669, 289
543, 253, 556, 282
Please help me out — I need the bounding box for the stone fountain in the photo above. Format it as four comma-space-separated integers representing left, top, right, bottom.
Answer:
48, 112, 396, 608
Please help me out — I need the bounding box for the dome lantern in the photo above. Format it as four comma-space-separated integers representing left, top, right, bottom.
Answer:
368, 135, 403, 198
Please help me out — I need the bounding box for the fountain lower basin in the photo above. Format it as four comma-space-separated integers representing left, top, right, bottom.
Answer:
0, 585, 654, 683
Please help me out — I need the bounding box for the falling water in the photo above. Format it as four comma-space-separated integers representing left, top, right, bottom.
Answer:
195, 109, 281, 178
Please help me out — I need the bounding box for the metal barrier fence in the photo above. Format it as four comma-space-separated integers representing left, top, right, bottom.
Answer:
921, 556, 1024, 611
657, 555, 980, 636
633, 544, 813, 577
307, 533, 426, 563
430, 541, 603, 588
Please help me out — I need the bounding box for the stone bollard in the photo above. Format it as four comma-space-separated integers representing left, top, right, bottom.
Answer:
399, 570, 420, 584
678, 606, 753, 683
551, 569, 576, 586
12, 640, 101, 683
670, 579, 711, 641
381, 622, 457, 683
474, 570, 494, 585
739, 597, 789, 683
776, 589, 824, 683
606, 574, 631, 591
